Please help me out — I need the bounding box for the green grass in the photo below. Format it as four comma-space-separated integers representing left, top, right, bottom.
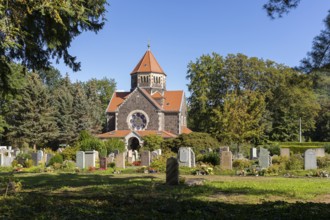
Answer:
0, 173, 329, 219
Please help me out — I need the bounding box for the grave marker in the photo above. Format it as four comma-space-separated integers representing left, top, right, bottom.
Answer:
259, 148, 271, 169
221, 151, 233, 170
280, 148, 290, 158
76, 151, 85, 169
141, 151, 151, 166
115, 152, 125, 169
166, 157, 179, 185
85, 150, 96, 168
305, 149, 317, 170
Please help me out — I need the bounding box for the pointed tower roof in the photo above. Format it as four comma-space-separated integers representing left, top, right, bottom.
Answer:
131, 50, 166, 75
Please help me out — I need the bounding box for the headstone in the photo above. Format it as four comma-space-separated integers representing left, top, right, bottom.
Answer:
259, 148, 271, 169
0, 153, 4, 166
3, 157, 14, 167
108, 153, 115, 163
141, 151, 151, 166
37, 150, 44, 165
315, 148, 325, 157
280, 148, 290, 158
166, 157, 179, 185
151, 151, 159, 162
305, 149, 317, 170
114, 150, 119, 156
155, 149, 162, 156
250, 147, 257, 159
221, 151, 233, 170
85, 150, 96, 168
100, 157, 108, 169
76, 151, 85, 169
115, 152, 125, 169
31, 153, 38, 166
13, 148, 20, 157
94, 151, 99, 161
128, 150, 133, 158
46, 154, 53, 166
178, 147, 195, 168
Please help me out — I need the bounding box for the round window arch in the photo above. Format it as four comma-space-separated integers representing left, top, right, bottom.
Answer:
127, 110, 149, 131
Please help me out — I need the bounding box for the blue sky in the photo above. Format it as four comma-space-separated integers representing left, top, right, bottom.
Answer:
54, 0, 329, 95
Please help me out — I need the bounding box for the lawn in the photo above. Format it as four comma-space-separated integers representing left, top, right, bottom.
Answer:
0, 173, 329, 219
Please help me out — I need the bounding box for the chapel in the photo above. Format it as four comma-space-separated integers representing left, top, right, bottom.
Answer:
97, 47, 191, 150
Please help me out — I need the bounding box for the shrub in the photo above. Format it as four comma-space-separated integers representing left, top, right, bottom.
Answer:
61, 160, 76, 171
233, 159, 252, 170
108, 162, 116, 168
79, 137, 105, 152
286, 154, 303, 170
61, 146, 79, 161
324, 143, 330, 154
48, 154, 63, 166
16, 153, 32, 166
317, 155, 330, 168
24, 159, 33, 168
11, 160, 19, 167
143, 134, 163, 151
199, 152, 220, 166
104, 138, 125, 153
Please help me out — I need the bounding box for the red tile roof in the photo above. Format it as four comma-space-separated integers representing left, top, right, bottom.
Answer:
106, 92, 130, 112
96, 130, 177, 139
181, 126, 193, 134
106, 89, 184, 112
163, 91, 184, 111
131, 50, 165, 75
151, 91, 163, 99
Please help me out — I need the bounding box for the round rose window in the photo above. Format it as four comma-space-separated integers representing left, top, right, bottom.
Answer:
129, 112, 147, 130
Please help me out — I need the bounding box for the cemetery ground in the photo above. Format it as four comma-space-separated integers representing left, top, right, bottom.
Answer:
0, 172, 330, 219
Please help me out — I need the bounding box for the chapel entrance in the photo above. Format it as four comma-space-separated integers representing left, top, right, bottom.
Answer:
128, 137, 140, 151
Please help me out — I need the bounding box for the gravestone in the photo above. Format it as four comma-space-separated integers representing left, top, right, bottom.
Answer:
250, 147, 257, 159
166, 157, 179, 185
127, 150, 133, 163
37, 150, 44, 165
108, 153, 115, 163
315, 148, 325, 157
280, 148, 290, 158
94, 151, 99, 161
151, 151, 159, 162
221, 151, 233, 170
85, 150, 96, 168
0, 153, 3, 166
100, 157, 108, 169
305, 149, 317, 170
155, 149, 162, 156
141, 151, 151, 166
76, 151, 85, 169
259, 148, 271, 169
31, 153, 38, 166
115, 152, 125, 169
219, 146, 230, 155
46, 154, 53, 166
114, 150, 119, 156
178, 147, 195, 168
13, 148, 20, 157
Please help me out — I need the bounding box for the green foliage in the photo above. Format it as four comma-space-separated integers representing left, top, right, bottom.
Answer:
233, 159, 252, 170
163, 132, 219, 155
79, 137, 104, 152
263, 143, 280, 156
286, 154, 304, 170
317, 155, 330, 169
61, 161, 76, 172
48, 154, 64, 166
143, 134, 163, 151
60, 146, 79, 161
325, 143, 330, 154
198, 152, 220, 166
104, 138, 125, 153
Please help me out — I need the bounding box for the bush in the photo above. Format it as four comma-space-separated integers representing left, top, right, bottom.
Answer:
104, 138, 125, 153
286, 154, 303, 170
233, 159, 252, 170
143, 134, 163, 151
48, 154, 63, 166
11, 160, 19, 167
317, 155, 330, 168
16, 153, 32, 166
79, 137, 105, 152
61, 146, 79, 161
324, 143, 330, 154
108, 162, 116, 168
199, 152, 220, 166
61, 160, 76, 172
24, 159, 34, 168
265, 144, 280, 156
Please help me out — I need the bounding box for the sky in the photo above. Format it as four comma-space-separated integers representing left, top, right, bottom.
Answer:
54, 0, 329, 96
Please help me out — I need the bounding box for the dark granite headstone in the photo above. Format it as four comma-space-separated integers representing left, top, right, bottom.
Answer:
166, 157, 179, 185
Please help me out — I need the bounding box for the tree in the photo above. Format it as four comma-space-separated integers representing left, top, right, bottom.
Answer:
211, 90, 267, 153
143, 134, 164, 151
263, 0, 301, 19
5, 73, 59, 148
0, 0, 107, 96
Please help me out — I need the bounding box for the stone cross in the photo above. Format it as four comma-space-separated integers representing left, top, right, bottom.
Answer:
166, 157, 179, 185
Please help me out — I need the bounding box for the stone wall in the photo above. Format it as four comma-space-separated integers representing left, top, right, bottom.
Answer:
117, 90, 159, 130
106, 113, 116, 131
164, 113, 179, 135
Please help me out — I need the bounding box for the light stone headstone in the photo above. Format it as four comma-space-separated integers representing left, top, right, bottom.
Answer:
115, 152, 125, 169
85, 150, 96, 168
0, 153, 4, 166
37, 150, 44, 165
259, 148, 271, 169
305, 149, 317, 170
108, 153, 115, 163
178, 147, 195, 168
94, 151, 99, 161
128, 150, 133, 157
221, 151, 233, 170
13, 148, 20, 157
141, 151, 151, 166
76, 151, 85, 169
166, 157, 179, 185
3, 157, 14, 167
280, 148, 290, 158
151, 151, 159, 162
315, 148, 325, 157
250, 147, 257, 159
156, 149, 162, 156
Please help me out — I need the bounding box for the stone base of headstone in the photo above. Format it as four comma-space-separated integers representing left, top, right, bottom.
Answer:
166, 157, 179, 185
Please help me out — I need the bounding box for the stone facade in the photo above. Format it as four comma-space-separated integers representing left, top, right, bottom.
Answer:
164, 113, 180, 135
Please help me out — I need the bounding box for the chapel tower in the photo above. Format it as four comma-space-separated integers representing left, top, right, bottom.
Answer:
130, 47, 166, 95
